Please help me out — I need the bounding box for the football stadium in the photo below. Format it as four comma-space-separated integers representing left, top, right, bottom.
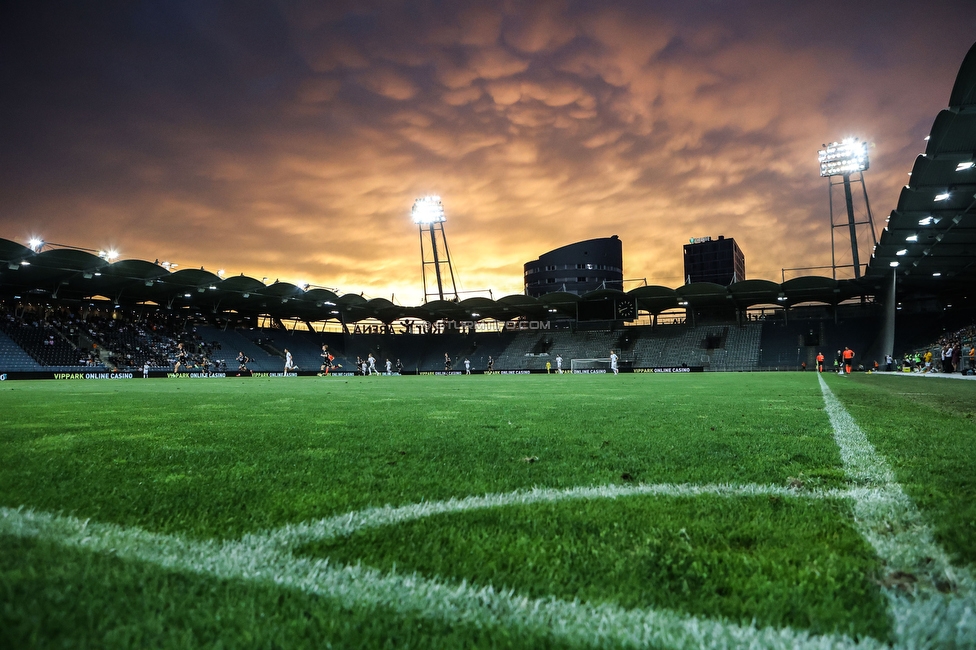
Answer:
3, 17, 976, 650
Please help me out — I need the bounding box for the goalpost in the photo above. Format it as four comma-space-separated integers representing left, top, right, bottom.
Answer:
570, 358, 611, 373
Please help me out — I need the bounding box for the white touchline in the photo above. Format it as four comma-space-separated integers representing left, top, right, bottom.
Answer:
818, 374, 976, 648
1, 481, 883, 650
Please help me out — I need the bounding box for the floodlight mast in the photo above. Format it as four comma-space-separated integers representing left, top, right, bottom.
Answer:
411, 196, 459, 303
818, 138, 877, 280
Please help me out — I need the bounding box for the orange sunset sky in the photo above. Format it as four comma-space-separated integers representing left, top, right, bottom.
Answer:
2, 1, 975, 305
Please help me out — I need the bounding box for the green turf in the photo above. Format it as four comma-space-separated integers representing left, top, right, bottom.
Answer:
0, 374, 847, 540
4, 371, 969, 647
301, 494, 889, 639
0, 535, 574, 650
824, 372, 976, 568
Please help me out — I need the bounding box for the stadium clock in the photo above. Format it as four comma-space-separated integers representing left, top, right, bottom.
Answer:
615, 300, 636, 320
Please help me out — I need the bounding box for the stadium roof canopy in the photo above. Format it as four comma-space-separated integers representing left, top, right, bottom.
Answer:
0, 240, 872, 322
865, 41, 976, 298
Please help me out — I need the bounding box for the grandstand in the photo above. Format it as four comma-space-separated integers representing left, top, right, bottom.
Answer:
1, 297, 970, 376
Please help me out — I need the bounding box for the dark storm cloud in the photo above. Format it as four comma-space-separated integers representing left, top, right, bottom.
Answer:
1, 1, 974, 301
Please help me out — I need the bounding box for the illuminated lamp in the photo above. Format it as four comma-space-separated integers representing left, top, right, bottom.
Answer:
818, 138, 869, 177
411, 195, 446, 224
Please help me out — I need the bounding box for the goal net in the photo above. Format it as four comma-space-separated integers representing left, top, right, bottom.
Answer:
570, 358, 611, 373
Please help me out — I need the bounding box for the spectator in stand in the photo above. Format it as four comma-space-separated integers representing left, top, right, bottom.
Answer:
951, 341, 961, 374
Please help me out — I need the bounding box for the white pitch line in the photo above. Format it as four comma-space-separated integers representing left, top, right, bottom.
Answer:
252, 482, 848, 549
818, 374, 976, 648
1, 481, 882, 650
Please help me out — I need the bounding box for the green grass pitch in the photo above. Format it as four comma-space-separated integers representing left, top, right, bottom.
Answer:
1, 372, 974, 648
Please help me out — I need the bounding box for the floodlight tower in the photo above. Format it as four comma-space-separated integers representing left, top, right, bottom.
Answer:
818, 138, 878, 279
412, 195, 459, 303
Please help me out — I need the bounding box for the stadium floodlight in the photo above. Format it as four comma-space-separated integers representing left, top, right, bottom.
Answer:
412, 195, 459, 303
906, 234, 918, 242
896, 249, 908, 256
27, 237, 44, 252
889, 261, 899, 267
820, 137, 876, 280
933, 272, 942, 277
411, 195, 446, 224
956, 162, 974, 172
818, 138, 869, 177
934, 192, 950, 201
98, 249, 119, 261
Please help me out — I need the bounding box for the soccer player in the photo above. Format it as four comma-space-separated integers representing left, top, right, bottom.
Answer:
464, 358, 471, 375
367, 353, 378, 375
236, 351, 250, 376
610, 350, 619, 376
486, 356, 494, 373
842, 347, 855, 374
816, 351, 825, 373
284, 349, 297, 373
444, 353, 452, 372
556, 354, 563, 374
320, 345, 332, 375
385, 358, 392, 375
395, 358, 403, 374
174, 343, 188, 373
143, 360, 151, 379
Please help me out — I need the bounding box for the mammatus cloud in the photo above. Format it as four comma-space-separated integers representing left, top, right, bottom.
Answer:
1, 1, 973, 305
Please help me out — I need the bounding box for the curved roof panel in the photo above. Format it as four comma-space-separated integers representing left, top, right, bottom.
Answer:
676, 282, 732, 307
0, 238, 34, 264
727, 279, 782, 308
949, 41, 976, 109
